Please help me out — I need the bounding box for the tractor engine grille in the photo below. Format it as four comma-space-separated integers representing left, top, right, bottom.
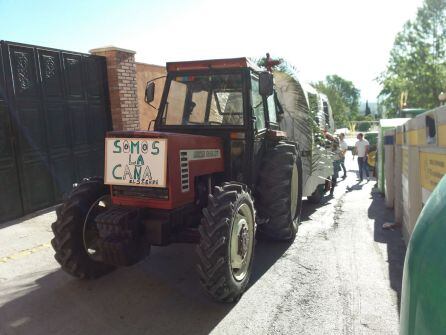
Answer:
112, 186, 169, 200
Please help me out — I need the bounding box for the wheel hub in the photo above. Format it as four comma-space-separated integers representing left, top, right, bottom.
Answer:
83, 195, 111, 261
230, 203, 254, 282
238, 224, 249, 259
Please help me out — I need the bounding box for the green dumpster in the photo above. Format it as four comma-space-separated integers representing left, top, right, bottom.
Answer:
400, 175, 446, 335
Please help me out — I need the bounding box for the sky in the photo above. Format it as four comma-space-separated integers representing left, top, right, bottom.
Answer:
0, 0, 424, 103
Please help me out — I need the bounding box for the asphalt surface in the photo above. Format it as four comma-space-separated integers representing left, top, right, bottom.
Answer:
0, 154, 406, 335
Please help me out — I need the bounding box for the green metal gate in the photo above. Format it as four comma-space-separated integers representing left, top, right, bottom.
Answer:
0, 41, 111, 223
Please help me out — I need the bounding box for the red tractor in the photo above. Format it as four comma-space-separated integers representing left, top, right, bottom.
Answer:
52, 58, 303, 302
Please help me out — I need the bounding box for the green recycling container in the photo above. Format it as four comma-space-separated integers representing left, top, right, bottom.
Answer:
400, 175, 446, 335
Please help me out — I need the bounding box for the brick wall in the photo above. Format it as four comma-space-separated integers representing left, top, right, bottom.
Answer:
90, 47, 140, 131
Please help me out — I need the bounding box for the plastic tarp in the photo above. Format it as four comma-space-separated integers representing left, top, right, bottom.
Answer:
273, 69, 334, 197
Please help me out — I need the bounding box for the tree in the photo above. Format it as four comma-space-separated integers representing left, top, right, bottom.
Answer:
378, 0, 446, 116
365, 100, 371, 116
356, 115, 375, 132
325, 75, 361, 116
313, 81, 347, 127
314, 75, 361, 128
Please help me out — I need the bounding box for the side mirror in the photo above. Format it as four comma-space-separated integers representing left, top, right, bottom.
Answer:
145, 82, 155, 104
259, 72, 273, 96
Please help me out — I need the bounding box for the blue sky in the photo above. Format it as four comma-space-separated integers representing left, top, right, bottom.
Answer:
1, 0, 423, 102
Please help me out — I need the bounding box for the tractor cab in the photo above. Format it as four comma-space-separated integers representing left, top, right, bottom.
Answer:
147, 58, 281, 187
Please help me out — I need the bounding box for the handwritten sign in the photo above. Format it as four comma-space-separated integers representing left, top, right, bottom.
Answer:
104, 138, 167, 188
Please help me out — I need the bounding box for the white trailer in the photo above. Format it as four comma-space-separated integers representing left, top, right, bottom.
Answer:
274, 70, 335, 202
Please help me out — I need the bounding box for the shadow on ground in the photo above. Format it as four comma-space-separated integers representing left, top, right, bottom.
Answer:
0, 206, 57, 230
345, 182, 365, 192
0, 233, 292, 335
300, 197, 333, 221
367, 188, 406, 313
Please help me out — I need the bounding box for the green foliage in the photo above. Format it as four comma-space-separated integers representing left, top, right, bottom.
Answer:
378, 0, 446, 116
314, 75, 360, 128
313, 81, 347, 127
365, 101, 371, 115
355, 115, 375, 132
357, 122, 371, 132
325, 75, 360, 116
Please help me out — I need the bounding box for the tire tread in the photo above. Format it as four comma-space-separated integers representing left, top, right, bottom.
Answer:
51, 177, 115, 279
256, 143, 303, 241
196, 182, 256, 302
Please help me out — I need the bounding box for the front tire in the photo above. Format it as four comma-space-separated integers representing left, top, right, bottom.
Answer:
257, 143, 303, 241
51, 177, 115, 279
196, 183, 256, 302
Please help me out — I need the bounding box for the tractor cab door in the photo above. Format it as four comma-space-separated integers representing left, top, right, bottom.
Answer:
248, 72, 282, 188
249, 75, 270, 187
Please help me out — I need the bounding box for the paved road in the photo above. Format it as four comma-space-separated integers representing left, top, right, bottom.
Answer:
0, 156, 405, 335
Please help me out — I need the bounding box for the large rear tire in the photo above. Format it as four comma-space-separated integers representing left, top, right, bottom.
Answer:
196, 183, 256, 302
257, 143, 303, 241
51, 177, 115, 279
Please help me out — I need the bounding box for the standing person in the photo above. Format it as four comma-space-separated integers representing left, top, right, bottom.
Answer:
330, 139, 341, 195
338, 133, 348, 179
353, 133, 370, 181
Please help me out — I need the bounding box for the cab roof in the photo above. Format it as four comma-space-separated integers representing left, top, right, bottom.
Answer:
166, 57, 262, 72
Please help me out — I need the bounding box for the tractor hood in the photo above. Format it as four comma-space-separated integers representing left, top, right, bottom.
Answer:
107, 130, 218, 141
104, 131, 224, 209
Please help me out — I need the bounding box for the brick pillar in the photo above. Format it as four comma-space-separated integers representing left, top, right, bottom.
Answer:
90, 46, 139, 131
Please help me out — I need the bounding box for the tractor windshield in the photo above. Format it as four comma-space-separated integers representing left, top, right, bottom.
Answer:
161, 73, 244, 126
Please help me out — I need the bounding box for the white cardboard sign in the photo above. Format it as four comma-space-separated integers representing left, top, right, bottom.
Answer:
104, 138, 167, 188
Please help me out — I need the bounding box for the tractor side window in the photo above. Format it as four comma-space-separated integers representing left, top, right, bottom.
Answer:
164, 80, 187, 125
267, 94, 277, 123
251, 78, 266, 131
210, 91, 243, 125
189, 91, 207, 123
